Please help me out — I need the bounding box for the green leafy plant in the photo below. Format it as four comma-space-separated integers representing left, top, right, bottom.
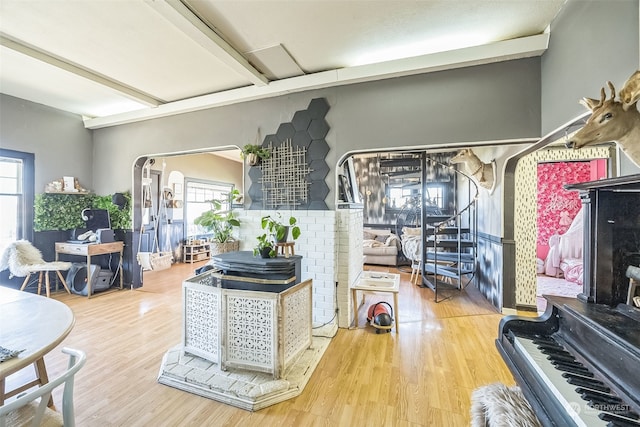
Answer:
34, 191, 133, 231
34, 193, 93, 231
253, 233, 275, 258
93, 192, 132, 230
260, 213, 300, 243
193, 189, 241, 243
240, 144, 271, 164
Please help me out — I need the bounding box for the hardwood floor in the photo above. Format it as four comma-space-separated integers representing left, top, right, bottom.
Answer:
6, 263, 516, 426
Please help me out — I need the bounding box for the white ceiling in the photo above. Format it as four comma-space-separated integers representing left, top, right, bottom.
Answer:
0, 0, 566, 129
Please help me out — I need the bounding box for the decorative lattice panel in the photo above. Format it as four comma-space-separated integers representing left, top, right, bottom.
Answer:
184, 286, 220, 363
282, 284, 312, 365
225, 295, 276, 369
260, 139, 311, 208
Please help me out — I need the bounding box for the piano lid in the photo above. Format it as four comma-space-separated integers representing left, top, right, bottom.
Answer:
565, 173, 640, 192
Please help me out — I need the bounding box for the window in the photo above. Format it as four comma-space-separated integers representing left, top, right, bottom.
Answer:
424, 184, 445, 209
389, 187, 416, 209
185, 180, 234, 237
0, 149, 34, 248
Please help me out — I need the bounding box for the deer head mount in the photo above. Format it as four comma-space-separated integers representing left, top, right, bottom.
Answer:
449, 148, 496, 194
566, 72, 640, 168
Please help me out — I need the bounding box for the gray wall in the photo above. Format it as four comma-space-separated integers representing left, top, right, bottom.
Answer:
92, 58, 542, 205
499, 0, 640, 309
0, 94, 93, 193
542, 0, 639, 135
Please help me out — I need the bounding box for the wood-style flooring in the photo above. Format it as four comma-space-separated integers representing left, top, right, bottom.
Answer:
6, 263, 517, 426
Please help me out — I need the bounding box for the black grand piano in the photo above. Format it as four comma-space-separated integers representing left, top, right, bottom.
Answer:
497, 174, 640, 427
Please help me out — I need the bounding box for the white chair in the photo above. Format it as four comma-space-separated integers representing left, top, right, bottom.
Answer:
401, 231, 422, 285
0, 240, 72, 298
0, 347, 86, 427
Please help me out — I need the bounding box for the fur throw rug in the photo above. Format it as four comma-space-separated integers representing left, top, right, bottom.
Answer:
471, 383, 541, 427
0, 240, 71, 278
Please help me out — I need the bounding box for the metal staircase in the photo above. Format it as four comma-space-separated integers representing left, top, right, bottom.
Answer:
419, 153, 478, 302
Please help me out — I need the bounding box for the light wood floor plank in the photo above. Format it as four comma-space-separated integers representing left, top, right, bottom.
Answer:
5, 261, 516, 426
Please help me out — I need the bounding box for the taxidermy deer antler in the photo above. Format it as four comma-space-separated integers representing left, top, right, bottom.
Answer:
566, 80, 640, 168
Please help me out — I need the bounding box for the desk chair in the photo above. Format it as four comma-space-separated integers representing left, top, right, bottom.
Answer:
0, 347, 86, 427
0, 240, 72, 298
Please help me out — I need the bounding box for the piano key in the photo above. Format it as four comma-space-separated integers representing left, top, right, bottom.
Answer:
599, 413, 640, 426
539, 344, 574, 354
532, 335, 558, 345
513, 335, 615, 426
552, 360, 587, 370
547, 352, 580, 363
553, 362, 595, 377
536, 342, 567, 351
563, 374, 611, 393
577, 388, 623, 405
593, 404, 640, 420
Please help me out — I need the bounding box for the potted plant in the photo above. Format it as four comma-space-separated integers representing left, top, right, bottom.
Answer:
253, 233, 276, 258
261, 213, 301, 243
241, 144, 271, 166
194, 189, 241, 255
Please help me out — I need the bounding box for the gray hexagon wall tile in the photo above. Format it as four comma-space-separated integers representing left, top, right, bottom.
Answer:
249, 98, 330, 210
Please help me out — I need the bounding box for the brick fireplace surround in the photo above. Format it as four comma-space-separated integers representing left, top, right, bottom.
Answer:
235, 208, 363, 329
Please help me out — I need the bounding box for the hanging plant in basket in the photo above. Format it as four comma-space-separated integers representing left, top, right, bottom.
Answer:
240, 144, 271, 166
194, 189, 241, 255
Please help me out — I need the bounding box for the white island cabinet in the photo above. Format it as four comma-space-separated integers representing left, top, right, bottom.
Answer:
182, 270, 312, 379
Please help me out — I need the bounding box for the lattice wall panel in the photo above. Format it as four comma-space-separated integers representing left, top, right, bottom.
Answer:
260, 139, 311, 208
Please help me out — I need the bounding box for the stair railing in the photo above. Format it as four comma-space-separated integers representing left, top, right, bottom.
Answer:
421, 155, 479, 302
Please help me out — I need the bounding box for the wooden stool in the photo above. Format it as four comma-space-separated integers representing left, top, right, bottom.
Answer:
275, 242, 295, 258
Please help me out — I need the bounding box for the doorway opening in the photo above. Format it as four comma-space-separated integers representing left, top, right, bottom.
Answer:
535, 159, 607, 311
132, 147, 243, 287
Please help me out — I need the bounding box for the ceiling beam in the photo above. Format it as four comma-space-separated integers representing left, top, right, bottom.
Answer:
85, 33, 549, 129
145, 0, 268, 87
0, 33, 161, 108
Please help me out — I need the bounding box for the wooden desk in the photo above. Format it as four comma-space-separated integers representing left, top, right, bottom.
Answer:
0, 287, 75, 405
55, 241, 124, 298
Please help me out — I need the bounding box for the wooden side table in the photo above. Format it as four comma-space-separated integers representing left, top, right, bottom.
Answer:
55, 241, 124, 298
351, 271, 400, 333
275, 242, 295, 258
